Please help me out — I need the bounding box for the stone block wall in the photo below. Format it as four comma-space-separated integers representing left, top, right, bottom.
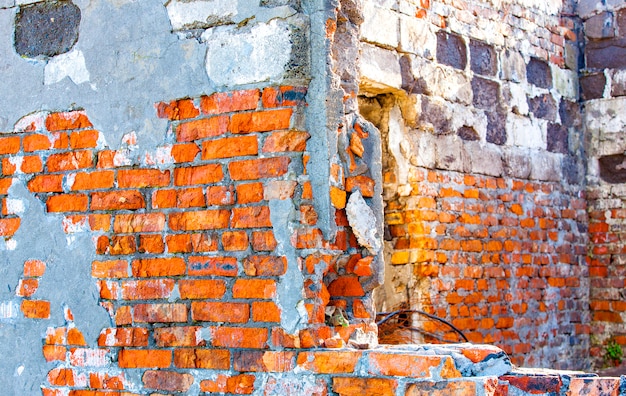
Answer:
581, 0, 626, 369
357, 0, 593, 369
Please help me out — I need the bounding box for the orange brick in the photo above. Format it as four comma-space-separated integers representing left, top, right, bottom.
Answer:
114, 213, 165, 233
98, 327, 149, 347
133, 303, 188, 323
91, 190, 145, 210
47, 368, 76, 386
252, 301, 281, 322
297, 351, 362, 374
251, 230, 277, 251
42, 345, 66, 362
96, 235, 137, 255
201, 89, 260, 114
262, 130, 309, 152
243, 255, 287, 276
206, 185, 234, 205
261, 86, 307, 107
21, 299, 50, 319
0, 136, 20, 155
154, 326, 206, 347
222, 230, 249, 251
332, 377, 397, 396
139, 234, 164, 254
131, 257, 186, 277
212, 327, 268, 348
202, 135, 258, 160
200, 374, 256, 395
0, 217, 20, 237
171, 142, 200, 163
156, 98, 199, 120
174, 348, 231, 369
330, 186, 346, 209
232, 279, 276, 299
174, 163, 223, 185
70, 170, 115, 190
176, 115, 229, 142
46, 194, 88, 212
46, 111, 92, 131
346, 175, 375, 197
69, 130, 99, 149
24, 259, 46, 277
16, 278, 38, 297
228, 157, 290, 181
192, 301, 250, 323
46, 150, 93, 172
118, 169, 170, 188
175, 187, 206, 208
327, 276, 365, 297
231, 206, 272, 228
236, 182, 264, 204
179, 279, 227, 299
165, 234, 192, 253
23, 134, 52, 151
188, 256, 238, 276
169, 209, 229, 231
27, 174, 63, 193
17, 156, 43, 174
118, 349, 171, 368
230, 109, 292, 133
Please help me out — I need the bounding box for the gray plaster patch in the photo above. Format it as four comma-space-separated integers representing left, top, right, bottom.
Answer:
14, 0, 81, 59
0, 181, 110, 393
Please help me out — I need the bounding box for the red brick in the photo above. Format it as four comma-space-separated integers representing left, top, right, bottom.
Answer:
212, 327, 268, 348
202, 135, 258, 160
230, 109, 292, 133
46, 150, 93, 172
251, 230, 277, 251
201, 374, 256, 395
91, 190, 145, 210
133, 303, 188, 323
46, 111, 92, 131
231, 206, 272, 228
222, 230, 249, 251
297, 351, 362, 373
27, 174, 63, 193
169, 209, 229, 230
69, 130, 99, 149
21, 299, 50, 319
138, 234, 163, 254
229, 157, 290, 180
236, 182, 264, 204
143, 370, 194, 393
154, 326, 206, 347
243, 255, 287, 276
91, 260, 127, 278
118, 169, 170, 188
206, 185, 234, 205
262, 130, 309, 152
118, 349, 171, 368
174, 164, 223, 185
201, 89, 260, 114
176, 116, 229, 142
0, 217, 20, 237
47, 194, 88, 212
131, 257, 186, 277
252, 301, 281, 322
114, 213, 165, 233
0, 177, 13, 194
97, 235, 137, 255
0, 136, 20, 155
179, 279, 227, 299
16, 156, 43, 174
328, 276, 365, 297
174, 348, 230, 369
192, 301, 250, 323
23, 134, 52, 152
122, 279, 176, 300
98, 327, 149, 347
156, 98, 200, 120
233, 279, 277, 299
171, 142, 200, 163
70, 171, 114, 190
188, 256, 238, 276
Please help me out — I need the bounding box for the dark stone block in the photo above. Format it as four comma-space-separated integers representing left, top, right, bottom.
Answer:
436, 31, 467, 70
547, 123, 568, 154
528, 94, 557, 121
585, 38, 626, 69
580, 73, 607, 100
14, 0, 81, 59
562, 156, 581, 186
559, 99, 582, 128
618, 9, 626, 38
612, 75, 626, 97
584, 12, 615, 39
420, 97, 452, 135
526, 57, 552, 89
470, 40, 497, 76
599, 154, 626, 184
457, 125, 479, 141
485, 107, 507, 145
472, 76, 500, 110
399, 55, 425, 95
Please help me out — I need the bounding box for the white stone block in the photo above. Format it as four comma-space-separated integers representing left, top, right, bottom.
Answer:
359, 43, 402, 90
166, 0, 237, 31
399, 15, 436, 59
504, 82, 530, 115
507, 113, 545, 149
552, 66, 578, 100
361, 2, 399, 48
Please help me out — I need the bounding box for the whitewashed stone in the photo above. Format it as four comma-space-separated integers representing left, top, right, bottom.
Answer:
361, 2, 399, 48
165, 0, 237, 31
399, 15, 436, 59
507, 113, 545, 149
359, 43, 402, 90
